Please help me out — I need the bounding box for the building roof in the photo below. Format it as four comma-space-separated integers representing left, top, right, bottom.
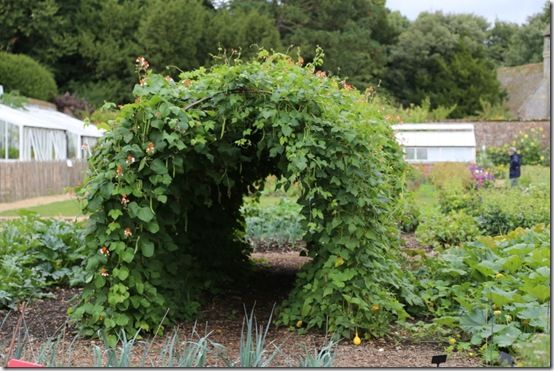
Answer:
392, 123, 476, 147
0, 103, 103, 138
27, 105, 103, 138
497, 63, 545, 119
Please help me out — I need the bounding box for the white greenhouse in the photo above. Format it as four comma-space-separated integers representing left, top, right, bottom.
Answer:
0, 103, 104, 161
392, 123, 476, 163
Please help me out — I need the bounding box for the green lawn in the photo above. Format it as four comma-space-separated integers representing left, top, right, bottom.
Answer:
412, 182, 439, 215
0, 199, 83, 217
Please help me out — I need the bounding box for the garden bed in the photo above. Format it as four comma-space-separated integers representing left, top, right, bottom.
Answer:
0, 252, 481, 367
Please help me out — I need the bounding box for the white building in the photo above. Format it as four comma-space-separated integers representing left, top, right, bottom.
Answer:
0, 102, 104, 161
392, 123, 476, 163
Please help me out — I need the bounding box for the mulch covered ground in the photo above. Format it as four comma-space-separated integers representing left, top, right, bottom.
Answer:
0, 251, 481, 367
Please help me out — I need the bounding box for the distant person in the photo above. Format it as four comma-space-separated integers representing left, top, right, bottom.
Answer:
508, 147, 521, 187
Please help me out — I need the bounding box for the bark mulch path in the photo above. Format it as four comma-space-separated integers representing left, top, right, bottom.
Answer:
0, 252, 481, 367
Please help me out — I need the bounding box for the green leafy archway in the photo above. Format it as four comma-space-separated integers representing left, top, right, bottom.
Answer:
72, 51, 418, 342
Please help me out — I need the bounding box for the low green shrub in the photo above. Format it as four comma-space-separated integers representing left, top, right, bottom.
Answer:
415, 210, 480, 249
367, 95, 456, 123
0, 215, 85, 309
517, 165, 550, 188
0, 52, 57, 101
428, 163, 473, 190
405, 165, 426, 191
485, 128, 549, 166
438, 186, 479, 214
396, 192, 420, 233
472, 185, 550, 236
0, 91, 29, 108
241, 197, 305, 250
413, 224, 550, 364
476, 98, 514, 121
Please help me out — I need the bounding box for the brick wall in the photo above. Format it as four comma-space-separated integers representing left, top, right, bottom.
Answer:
472, 121, 550, 151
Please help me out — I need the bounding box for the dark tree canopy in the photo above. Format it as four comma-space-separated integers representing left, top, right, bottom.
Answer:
272, 0, 398, 89
384, 11, 504, 117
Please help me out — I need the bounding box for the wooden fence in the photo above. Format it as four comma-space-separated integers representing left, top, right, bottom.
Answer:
0, 160, 88, 202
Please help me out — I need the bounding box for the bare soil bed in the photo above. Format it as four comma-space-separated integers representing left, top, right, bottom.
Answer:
0, 251, 481, 367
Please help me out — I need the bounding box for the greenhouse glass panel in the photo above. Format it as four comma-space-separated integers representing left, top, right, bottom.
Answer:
67, 132, 78, 159
0, 120, 5, 159
8, 123, 19, 159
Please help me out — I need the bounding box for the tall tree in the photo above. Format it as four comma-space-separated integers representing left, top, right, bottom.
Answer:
504, 2, 551, 66
0, 0, 78, 78
137, 0, 208, 73
68, 0, 145, 105
204, 5, 282, 62
485, 20, 520, 66
270, 0, 398, 90
384, 11, 503, 117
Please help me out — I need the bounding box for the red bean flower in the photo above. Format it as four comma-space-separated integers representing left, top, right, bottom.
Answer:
146, 142, 155, 155
99, 246, 110, 256
120, 194, 130, 206
135, 56, 150, 71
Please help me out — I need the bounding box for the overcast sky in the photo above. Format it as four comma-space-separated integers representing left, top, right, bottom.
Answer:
386, 0, 549, 25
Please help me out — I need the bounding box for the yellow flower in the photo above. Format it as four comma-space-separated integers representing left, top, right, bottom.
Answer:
296, 320, 303, 328
448, 338, 456, 345
494, 310, 502, 316
353, 331, 362, 346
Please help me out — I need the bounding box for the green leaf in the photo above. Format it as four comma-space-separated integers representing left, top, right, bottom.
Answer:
494, 324, 522, 347
459, 308, 491, 336
117, 267, 129, 281
517, 304, 549, 329
522, 284, 550, 302
108, 209, 123, 220
486, 287, 518, 307
95, 275, 106, 289
141, 240, 155, 257
150, 159, 167, 175
137, 207, 155, 222
145, 220, 160, 233
128, 202, 140, 217
104, 318, 116, 329
121, 249, 134, 263
501, 255, 522, 273
114, 314, 130, 327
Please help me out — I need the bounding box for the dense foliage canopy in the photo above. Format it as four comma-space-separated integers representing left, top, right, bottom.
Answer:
71, 52, 420, 343
384, 12, 505, 117
1, 0, 548, 112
